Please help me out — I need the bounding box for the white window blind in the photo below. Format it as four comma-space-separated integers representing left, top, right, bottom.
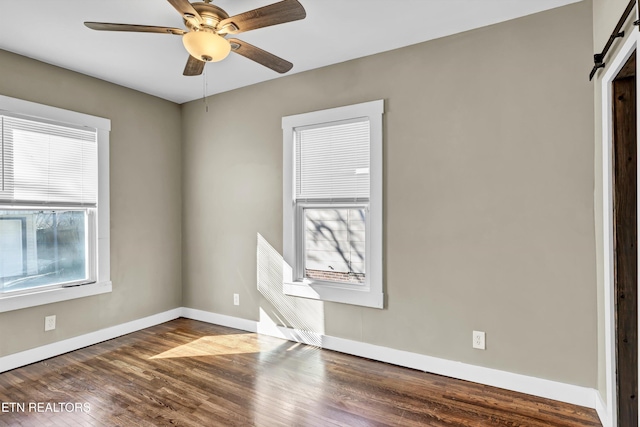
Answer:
0, 116, 98, 206
295, 119, 370, 201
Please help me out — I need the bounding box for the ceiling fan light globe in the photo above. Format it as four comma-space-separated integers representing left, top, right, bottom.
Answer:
182, 31, 231, 62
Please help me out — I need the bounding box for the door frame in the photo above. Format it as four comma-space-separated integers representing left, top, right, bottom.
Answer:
601, 29, 639, 427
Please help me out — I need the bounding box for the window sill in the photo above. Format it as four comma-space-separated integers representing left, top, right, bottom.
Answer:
0, 281, 112, 313
283, 280, 383, 309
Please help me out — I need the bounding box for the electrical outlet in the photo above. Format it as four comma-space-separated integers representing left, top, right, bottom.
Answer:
472, 331, 485, 350
45, 315, 56, 332
233, 293, 240, 306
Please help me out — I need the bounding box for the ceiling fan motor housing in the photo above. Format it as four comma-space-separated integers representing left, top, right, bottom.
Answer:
187, 3, 229, 32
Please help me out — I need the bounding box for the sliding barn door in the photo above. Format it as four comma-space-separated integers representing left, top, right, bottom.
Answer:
612, 50, 638, 427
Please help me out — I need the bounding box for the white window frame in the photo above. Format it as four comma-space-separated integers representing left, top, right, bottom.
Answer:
282, 100, 384, 309
0, 95, 111, 313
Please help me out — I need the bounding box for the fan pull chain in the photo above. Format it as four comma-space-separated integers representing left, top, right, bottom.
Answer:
202, 68, 209, 113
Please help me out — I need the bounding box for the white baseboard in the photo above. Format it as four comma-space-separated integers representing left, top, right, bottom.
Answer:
0, 308, 181, 373
595, 391, 612, 427
181, 307, 257, 333
0, 306, 605, 424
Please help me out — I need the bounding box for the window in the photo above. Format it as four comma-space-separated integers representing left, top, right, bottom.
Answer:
0, 210, 88, 292
0, 95, 111, 312
282, 100, 383, 308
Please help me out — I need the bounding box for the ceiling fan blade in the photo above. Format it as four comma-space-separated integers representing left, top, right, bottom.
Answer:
218, 0, 306, 35
183, 55, 205, 76
229, 39, 293, 74
167, 0, 202, 25
84, 22, 185, 35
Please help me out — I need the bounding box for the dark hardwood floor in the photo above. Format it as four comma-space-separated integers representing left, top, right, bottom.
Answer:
0, 318, 601, 426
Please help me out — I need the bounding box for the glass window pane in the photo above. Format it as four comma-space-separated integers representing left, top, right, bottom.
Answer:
304, 207, 365, 284
0, 210, 87, 292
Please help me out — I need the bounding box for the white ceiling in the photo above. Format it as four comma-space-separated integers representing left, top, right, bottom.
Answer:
0, 0, 580, 104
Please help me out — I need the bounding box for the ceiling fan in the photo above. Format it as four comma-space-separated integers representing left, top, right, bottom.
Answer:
84, 0, 306, 76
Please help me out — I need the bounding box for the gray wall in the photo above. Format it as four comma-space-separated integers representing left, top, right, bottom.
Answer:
182, 1, 597, 387
0, 50, 183, 356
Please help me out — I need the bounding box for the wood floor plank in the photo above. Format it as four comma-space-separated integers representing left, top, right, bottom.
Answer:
0, 318, 602, 426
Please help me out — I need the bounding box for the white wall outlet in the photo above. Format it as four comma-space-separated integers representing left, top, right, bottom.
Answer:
473, 330, 486, 350
45, 315, 56, 332
233, 293, 240, 306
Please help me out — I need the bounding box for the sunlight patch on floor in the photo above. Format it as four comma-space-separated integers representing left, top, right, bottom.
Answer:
149, 334, 280, 359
